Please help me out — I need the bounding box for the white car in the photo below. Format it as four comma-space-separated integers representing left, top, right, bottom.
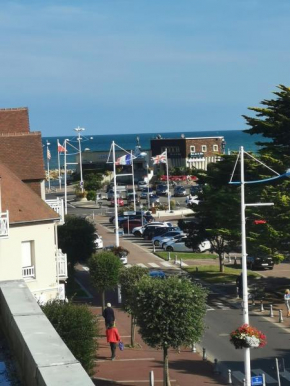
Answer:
137, 180, 148, 190
152, 231, 184, 246
94, 233, 103, 249
163, 237, 210, 253
132, 222, 173, 237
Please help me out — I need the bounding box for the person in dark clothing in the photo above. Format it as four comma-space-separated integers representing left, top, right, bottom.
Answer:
103, 303, 115, 328
106, 322, 121, 360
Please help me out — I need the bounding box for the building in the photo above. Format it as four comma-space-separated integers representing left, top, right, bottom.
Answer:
151, 135, 225, 170
0, 107, 67, 303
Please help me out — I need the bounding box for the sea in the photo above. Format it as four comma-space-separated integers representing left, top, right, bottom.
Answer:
42, 129, 265, 171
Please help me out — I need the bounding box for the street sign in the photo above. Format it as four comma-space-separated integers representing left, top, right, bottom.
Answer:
251, 375, 263, 385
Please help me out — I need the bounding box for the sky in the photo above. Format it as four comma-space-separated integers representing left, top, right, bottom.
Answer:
1, 0, 290, 137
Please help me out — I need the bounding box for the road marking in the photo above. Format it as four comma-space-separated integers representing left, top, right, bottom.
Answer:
93, 377, 176, 383
137, 263, 147, 268
148, 263, 160, 268
161, 262, 174, 267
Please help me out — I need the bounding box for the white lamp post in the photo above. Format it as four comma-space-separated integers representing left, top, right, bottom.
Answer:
74, 126, 85, 193
46, 141, 51, 192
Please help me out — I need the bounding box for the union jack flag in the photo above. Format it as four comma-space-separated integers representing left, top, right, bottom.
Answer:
151, 151, 167, 165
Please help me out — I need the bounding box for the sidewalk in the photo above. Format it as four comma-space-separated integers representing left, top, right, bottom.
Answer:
92, 307, 226, 386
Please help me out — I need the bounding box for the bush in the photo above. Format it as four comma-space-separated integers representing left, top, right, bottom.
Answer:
87, 191, 96, 201
170, 200, 176, 210
41, 300, 99, 375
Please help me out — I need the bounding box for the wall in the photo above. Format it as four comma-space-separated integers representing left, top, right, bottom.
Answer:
0, 222, 58, 302
0, 280, 94, 386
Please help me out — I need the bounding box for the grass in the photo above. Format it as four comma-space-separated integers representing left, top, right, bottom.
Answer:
185, 265, 261, 284
65, 276, 88, 298
155, 251, 218, 260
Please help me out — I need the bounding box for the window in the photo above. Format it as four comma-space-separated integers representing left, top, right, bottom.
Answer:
190, 145, 195, 152
22, 241, 35, 278
201, 145, 207, 152
213, 144, 218, 152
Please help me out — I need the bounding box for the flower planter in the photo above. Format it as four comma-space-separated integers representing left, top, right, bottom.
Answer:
230, 324, 266, 349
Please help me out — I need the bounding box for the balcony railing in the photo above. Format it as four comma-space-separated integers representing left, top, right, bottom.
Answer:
57, 249, 68, 280
0, 211, 9, 238
22, 266, 35, 278
45, 198, 65, 224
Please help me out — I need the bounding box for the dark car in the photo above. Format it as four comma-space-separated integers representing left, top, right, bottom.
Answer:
247, 255, 274, 270
122, 219, 145, 234
156, 184, 169, 196
143, 226, 179, 240
103, 245, 129, 264
174, 186, 187, 197
119, 215, 146, 227
190, 185, 203, 196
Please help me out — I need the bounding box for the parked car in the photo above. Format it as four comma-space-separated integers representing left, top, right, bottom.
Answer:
149, 270, 166, 279
137, 180, 148, 190
103, 245, 129, 264
143, 226, 180, 240
160, 234, 184, 249
127, 192, 140, 204
122, 219, 145, 234
132, 222, 173, 237
190, 185, 203, 196
107, 189, 121, 200
109, 213, 154, 225
152, 230, 184, 246
94, 232, 103, 249
110, 198, 124, 207
119, 215, 146, 227
247, 255, 274, 270
164, 237, 210, 252
140, 188, 153, 199
174, 186, 187, 197
156, 184, 169, 196
149, 194, 160, 206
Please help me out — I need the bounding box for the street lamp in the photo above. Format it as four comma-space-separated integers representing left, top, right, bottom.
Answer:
229, 146, 289, 386
64, 139, 70, 215
46, 141, 51, 192
74, 126, 85, 193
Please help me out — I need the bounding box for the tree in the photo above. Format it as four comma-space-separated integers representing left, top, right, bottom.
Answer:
88, 251, 123, 310
84, 173, 103, 192
133, 276, 207, 386
41, 300, 98, 375
58, 215, 96, 267
119, 266, 148, 346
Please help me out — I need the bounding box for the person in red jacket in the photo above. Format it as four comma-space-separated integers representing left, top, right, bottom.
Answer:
106, 322, 121, 360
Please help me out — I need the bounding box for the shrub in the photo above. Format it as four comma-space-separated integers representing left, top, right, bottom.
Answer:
41, 300, 99, 374
87, 191, 96, 201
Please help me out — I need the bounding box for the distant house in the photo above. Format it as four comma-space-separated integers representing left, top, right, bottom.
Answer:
151, 135, 226, 170
0, 107, 67, 303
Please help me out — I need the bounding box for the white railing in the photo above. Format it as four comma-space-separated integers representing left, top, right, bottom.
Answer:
57, 249, 68, 280
0, 210, 9, 238
45, 198, 65, 224
22, 266, 35, 278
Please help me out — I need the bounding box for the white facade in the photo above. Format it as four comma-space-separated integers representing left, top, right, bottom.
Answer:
0, 222, 59, 302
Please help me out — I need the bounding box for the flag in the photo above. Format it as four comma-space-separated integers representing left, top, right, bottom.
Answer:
57, 141, 66, 153
115, 154, 133, 165
47, 148, 51, 160
151, 151, 167, 165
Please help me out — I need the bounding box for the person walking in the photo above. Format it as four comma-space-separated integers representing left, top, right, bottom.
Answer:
103, 303, 115, 328
106, 322, 121, 360
284, 289, 290, 317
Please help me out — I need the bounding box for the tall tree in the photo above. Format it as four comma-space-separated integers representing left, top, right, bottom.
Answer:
119, 266, 148, 347
58, 215, 96, 267
89, 251, 123, 310
133, 276, 207, 386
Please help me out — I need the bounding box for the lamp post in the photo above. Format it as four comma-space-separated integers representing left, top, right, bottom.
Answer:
74, 126, 85, 193
64, 139, 70, 215
46, 141, 51, 192
229, 146, 290, 386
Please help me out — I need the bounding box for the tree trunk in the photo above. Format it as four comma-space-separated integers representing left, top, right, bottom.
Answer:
219, 253, 224, 272
163, 346, 171, 386
101, 291, 105, 312
130, 315, 136, 347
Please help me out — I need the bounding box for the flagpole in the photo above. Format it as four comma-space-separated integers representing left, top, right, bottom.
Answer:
64, 139, 68, 215
57, 140, 62, 191
131, 151, 136, 212
47, 141, 51, 192
112, 141, 120, 247
165, 149, 170, 212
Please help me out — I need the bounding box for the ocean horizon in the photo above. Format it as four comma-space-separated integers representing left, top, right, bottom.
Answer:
43, 129, 265, 171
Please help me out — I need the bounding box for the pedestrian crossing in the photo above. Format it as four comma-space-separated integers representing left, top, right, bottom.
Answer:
125, 260, 188, 269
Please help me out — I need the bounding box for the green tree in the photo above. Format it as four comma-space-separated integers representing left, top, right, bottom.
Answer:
58, 215, 96, 267
119, 266, 148, 346
84, 173, 103, 192
133, 276, 207, 386
41, 300, 98, 375
89, 251, 123, 310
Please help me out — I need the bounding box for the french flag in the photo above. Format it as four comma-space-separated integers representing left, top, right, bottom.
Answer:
115, 154, 132, 165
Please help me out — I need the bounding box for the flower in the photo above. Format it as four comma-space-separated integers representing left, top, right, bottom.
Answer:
230, 324, 267, 349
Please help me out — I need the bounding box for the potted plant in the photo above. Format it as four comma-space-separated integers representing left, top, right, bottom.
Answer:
230, 324, 267, 349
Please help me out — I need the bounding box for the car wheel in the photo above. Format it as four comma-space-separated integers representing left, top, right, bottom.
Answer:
269, 266, 274, 270
134, 231, 141, 237
166, 246, 174, 252
154, 240, 159, 246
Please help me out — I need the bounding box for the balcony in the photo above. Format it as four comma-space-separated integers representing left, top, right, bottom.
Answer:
22, 266, 35, 279
0, 210, 9, 238
45, 198, 65, 224
57, 249, 68, 280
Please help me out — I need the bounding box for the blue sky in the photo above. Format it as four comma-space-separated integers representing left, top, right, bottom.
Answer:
1, 1, 290, 136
